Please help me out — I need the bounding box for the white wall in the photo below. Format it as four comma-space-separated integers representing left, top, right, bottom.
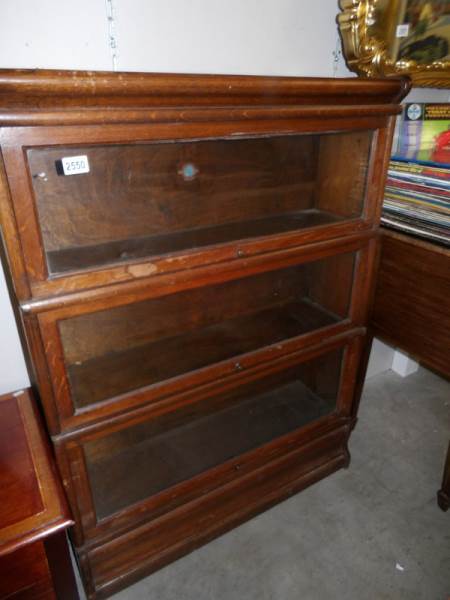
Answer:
0, 0, 352, 394
0, 0, 111, 70
0, 263, 28, 393
112, 0, 350, 76
0, 0, 349, 76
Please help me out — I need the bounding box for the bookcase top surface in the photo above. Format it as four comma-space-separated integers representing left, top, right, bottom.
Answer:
0, 68, 410, 110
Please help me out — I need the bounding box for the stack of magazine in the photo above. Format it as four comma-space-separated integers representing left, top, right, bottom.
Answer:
383, 103, 450, 246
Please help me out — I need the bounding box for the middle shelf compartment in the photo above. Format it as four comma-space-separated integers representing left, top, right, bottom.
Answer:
31, 236, 371, 434
62, 251, 354, 408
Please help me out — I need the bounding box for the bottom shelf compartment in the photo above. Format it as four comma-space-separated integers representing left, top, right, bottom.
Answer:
80, 424, 350, 599
83, 347, 343, 522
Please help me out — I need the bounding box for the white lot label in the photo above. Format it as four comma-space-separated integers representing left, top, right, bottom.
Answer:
396, 24, 410, 38
61, 155, 90, 175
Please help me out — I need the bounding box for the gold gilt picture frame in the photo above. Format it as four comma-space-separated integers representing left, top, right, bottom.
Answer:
338, 0, 450, 88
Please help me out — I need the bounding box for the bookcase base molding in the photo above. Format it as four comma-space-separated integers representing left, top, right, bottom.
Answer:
0, 69, 409, 598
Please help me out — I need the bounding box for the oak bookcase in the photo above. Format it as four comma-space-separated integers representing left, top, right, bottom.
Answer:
0, 69, 409, 598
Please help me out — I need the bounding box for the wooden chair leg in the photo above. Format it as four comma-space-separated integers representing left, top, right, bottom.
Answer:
437, 441, 450, 512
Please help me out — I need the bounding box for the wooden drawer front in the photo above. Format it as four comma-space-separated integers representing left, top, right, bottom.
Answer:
79, 423, 349, 599
56, 332, 363, 546
37, 243, 366, 432
25, 131, 372, 277
0, 541, 55, 600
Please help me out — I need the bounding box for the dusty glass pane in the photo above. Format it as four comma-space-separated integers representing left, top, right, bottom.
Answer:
58, 252, 355, 409
27, 131, 372, 274
84, 347, 344, 520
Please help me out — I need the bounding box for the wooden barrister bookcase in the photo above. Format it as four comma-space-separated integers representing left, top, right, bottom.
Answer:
0, 70, 409, 598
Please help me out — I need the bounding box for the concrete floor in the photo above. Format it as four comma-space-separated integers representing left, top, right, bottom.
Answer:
89, 367, 450, 600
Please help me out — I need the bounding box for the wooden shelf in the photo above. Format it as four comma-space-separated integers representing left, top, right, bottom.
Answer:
86, 376, 335, 520
67, 298, 339, 408
47, 209, 342, 274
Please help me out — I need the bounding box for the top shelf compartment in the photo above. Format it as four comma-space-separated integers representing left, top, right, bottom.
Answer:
27, 130, 372, 277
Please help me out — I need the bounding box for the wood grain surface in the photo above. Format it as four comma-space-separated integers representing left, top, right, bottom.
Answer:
372, 228, 450, 379
0, 69, 409, 598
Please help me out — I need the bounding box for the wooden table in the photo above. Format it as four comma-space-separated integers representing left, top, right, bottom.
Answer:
371, 227, 450, 512
371, 227, 450, 379
0, 388, 79, 599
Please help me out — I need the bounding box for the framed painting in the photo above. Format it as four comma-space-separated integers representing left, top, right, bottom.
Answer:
338, 0, 450, 88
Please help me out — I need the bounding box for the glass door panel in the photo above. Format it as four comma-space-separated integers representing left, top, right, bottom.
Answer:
83, 346, 343, 520
58, 251, 356, 409
27, 131, 372, 275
